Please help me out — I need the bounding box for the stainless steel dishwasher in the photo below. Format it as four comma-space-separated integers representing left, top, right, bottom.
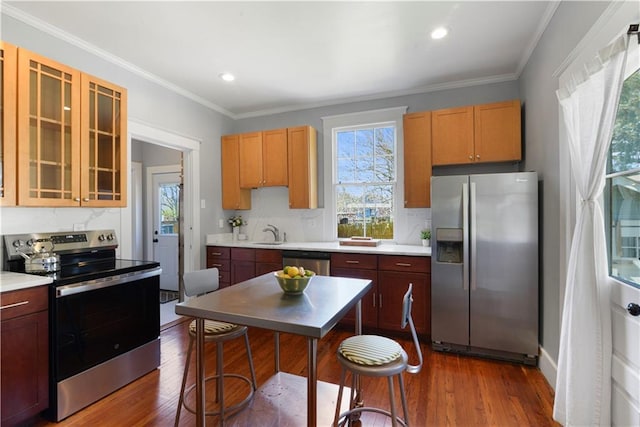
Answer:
282, 250, 331, 276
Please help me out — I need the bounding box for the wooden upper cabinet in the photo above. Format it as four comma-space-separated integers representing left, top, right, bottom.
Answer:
0, 41, 17, 206
287, 125, 317, 209
262, 129, 288, 186
474, 100, 521, 163
80, 73, 127, 207
432, 106, 474, 165
238, 131, 263, 188
17, 48, 82, 206
432, 100, 521, 166
15, 47, 128, 207
221, 134, 251, 210
239, 129, 288, 188
403, 111, 432, 208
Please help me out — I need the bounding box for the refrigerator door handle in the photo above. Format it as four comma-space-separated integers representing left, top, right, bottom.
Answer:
470, 181, 477, 291
463, 182, 470, 291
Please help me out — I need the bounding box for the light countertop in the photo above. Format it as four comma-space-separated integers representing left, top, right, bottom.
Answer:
205, 236, 431, 256
0, 271, 53, 293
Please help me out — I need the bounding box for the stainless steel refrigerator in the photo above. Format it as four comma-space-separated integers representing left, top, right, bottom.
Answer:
431, 172, 538, 365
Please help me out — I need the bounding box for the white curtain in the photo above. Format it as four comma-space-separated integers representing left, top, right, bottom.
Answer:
554, 35, 630, 426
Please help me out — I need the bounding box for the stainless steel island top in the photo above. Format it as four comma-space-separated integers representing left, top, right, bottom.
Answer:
176, 273, 371, 337
175, 272, 372, 427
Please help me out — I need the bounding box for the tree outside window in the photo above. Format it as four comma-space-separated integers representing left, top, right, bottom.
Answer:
605, 67, 640, 287
335, 124, 395, 239
160, 183, 180, 235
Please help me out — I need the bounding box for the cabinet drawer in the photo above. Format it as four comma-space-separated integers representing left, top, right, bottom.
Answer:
218, 269, 230, 287
207, 259, 230, 272
207, 246, 230, 260
231, 248, 255, 261
378, 255, 430, 273
331, 253, 377, 270
0, 285, 48, 321
256, 249, 282, 263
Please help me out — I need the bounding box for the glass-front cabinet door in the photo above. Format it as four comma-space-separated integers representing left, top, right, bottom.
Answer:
17, 48, 81, 206
0, 41, 17, 206
81, 74, 127, 207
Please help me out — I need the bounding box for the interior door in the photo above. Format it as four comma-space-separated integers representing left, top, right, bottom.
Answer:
152, 172, 180, 291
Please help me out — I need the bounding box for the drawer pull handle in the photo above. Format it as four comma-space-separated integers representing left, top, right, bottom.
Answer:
396, 262, 412, 267
211, 252, 222, 256
212, 263, 223, 267
345, 260, 360, 264
0, 300, 29, 310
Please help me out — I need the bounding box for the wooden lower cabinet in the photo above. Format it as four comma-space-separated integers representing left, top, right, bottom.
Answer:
332, 253, 431, 338
378, 255, 430, 336
255, 249, 283, 276
206, 246, 231, 288
231, 248, 255, 284
1, 286, 49, 426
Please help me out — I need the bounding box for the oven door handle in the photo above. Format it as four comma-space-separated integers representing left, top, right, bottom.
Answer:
56, 267, 162, 298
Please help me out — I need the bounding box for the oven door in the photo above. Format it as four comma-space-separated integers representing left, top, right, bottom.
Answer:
52, 268, 161, 381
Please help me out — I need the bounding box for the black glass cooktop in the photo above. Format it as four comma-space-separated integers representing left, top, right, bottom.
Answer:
44, 259, 161, 286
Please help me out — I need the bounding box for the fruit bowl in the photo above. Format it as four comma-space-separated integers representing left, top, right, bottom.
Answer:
274, 267, 315, 295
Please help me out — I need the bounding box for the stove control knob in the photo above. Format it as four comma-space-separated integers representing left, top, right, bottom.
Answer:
98, 234, 106, 242
26, 239, 35, 247
12, 239, 25, 248
106, 233, 115, 241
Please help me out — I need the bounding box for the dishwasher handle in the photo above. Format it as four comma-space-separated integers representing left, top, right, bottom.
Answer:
281, 250, 331, 260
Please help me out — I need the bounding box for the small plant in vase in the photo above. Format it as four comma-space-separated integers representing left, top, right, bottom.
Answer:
420, 229, 431, 247
228, 215, 246, 240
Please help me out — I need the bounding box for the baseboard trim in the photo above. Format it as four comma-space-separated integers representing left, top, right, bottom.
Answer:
539, 346, 557, 392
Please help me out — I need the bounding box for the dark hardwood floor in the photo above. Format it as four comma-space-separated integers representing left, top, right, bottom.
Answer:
33, 319, 558, 426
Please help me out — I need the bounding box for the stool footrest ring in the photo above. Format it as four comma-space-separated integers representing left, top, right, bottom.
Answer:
182, 373, 255, 417
336, 406, 408, 427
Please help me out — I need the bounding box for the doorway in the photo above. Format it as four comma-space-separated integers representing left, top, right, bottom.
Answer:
150, 168, 181, 292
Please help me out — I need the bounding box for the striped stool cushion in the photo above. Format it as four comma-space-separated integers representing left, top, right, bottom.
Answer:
189, 319, 236, 335
338, 335, 402, 366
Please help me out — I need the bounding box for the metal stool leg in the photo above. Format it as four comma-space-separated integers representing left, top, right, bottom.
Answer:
175, 336, 194, 427
387, 376, 398, 427
243, 332, 257, 390
398, 373, 409, 426
333, 367, 347, 426
217, 341, 225, 426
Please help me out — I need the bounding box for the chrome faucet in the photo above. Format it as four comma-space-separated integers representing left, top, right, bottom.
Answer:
262, 224, 280, 242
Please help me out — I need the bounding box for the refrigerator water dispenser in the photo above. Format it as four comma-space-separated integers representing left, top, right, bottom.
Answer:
436, 228, 463, 263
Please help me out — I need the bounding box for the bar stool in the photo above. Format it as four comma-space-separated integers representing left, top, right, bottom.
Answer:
333, 283, 424, 427
175, 268, 257, 426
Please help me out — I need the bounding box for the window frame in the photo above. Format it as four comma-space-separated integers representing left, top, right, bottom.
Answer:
333, 122, 398, 239
321, 106, 407, 241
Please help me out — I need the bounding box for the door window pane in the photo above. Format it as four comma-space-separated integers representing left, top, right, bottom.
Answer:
160, 183, 180, 235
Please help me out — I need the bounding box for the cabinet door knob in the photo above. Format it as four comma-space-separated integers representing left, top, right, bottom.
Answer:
74, 197, 81, 202
476, 154, 480, 159
83, 198, 90, 202
468, 155, 473, 160
627, 303, 640, 316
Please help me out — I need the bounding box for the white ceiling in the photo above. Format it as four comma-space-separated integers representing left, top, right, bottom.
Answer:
4, 1, 559, 119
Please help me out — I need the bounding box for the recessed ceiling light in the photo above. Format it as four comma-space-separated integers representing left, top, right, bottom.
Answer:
219, 72, 235, 82
431, 27, 448, 40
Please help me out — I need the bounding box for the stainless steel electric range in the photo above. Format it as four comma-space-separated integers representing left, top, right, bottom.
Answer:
3, 229, 162, 421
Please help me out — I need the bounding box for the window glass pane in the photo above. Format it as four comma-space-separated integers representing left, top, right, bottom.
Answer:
337, 131, 355, 158
606, 67, 640, 288
160, 183, 180, 235
607, 69, 640, 174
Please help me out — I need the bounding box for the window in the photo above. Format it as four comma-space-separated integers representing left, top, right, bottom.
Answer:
334, 123, 396, 239
605, 66, 640, 287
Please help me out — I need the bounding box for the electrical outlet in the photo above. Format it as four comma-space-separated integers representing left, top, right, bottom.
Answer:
218, 219, 224, 228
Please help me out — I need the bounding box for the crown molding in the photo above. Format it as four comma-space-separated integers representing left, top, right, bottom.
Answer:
2, 4, 236, 118
516, 1, 561, 77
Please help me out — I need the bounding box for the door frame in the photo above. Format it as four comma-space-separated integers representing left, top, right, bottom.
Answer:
146, 165, 181, 275
121, 119, 200, 276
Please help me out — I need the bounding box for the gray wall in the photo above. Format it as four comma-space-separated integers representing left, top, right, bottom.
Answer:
518, 1, 610, 362
0, 14, 235, 263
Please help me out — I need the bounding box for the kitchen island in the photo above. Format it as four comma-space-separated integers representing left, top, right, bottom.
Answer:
175, 272, 372, 427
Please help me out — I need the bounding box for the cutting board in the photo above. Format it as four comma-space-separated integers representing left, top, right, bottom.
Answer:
339, 238, 381, 247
